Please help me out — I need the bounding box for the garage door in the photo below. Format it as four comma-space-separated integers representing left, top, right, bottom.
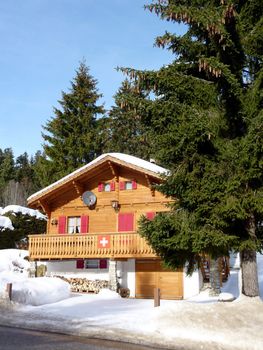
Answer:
135, 259, 183, 299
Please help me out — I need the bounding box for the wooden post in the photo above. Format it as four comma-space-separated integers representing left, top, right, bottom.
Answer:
6, 283, 12, 301
154, 287, 160, 307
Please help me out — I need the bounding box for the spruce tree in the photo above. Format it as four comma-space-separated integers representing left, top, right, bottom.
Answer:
121, 0, 262, 297
0, 211, 46, 249
105, 79, 152, 159
42, 61, 105, 180
0, 148, 15, 205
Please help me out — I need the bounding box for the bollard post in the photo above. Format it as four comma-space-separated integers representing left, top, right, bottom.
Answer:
6, 283, 12, 301
154, 287, 160, 307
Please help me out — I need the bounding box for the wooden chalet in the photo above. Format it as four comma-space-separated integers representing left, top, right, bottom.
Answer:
27, 153, 202, 299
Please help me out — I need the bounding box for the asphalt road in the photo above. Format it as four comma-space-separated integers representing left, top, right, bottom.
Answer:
0, 326, 165, 350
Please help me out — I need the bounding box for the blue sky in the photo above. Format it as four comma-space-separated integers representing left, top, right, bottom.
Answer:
0, 1, 182, 158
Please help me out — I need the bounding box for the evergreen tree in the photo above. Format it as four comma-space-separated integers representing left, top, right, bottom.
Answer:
105, 80, 152, 159
0, 148, 15, 205
0, 148, 15, 185
15, 152, 32, 182
0, 211, 46, 249
31, 150, 55, 189
121, 0, 263, 297
42, 61, 105, 180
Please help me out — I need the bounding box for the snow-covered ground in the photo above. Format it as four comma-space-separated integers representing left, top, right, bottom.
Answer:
0, 250, 263, 350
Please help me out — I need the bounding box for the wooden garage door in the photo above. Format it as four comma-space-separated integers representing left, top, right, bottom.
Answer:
136, 259, 183, 299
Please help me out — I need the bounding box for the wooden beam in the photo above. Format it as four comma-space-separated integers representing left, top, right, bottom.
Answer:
108, 161, 118, 181
72, 180, 83, 196
38, 200, 51, 217
145, 174, 155, 197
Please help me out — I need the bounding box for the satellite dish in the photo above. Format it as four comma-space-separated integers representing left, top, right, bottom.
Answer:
82, 191, 97, 208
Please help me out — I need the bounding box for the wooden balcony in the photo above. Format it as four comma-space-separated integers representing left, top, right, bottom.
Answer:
28, 232, 156, 260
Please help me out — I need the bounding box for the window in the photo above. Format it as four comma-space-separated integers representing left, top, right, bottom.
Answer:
68, 216, 80, 234
119, 180, 137, 190
85, 259, 108, 269
98, 182, 115, 192
125, 181, 133, 190
104, 183, 111, 192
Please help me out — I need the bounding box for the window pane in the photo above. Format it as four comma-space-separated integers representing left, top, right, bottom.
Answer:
104, 183, 111, 192
85, 259, 99, 269
68, 216, 80, 234
125, 181, 133, 190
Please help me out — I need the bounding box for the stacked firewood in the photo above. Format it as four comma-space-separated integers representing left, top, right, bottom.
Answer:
55, 276, 109, 293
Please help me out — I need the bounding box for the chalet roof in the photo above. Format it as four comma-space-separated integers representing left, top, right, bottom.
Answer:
27, 153, 168, 204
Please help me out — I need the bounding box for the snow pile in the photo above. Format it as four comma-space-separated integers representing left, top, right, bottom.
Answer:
0, 216, 14, 230
0, 249, 70, 305
0, 207, 3, 215
258, 253, 263, 297
12, 277, 70, 306
0, 249, 29, 273
1, 205, 46, 220
97, 288, 121, 299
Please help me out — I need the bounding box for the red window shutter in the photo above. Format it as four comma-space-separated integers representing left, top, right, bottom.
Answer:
76, 259, 84, 269
58, 216, 66, 234
99, 259, 107, 269
110, 181, 115, 191
132, 180, 137, 190
80, 215, 89, 234
119, 181, 125, 190
98, 182, 103, 192
118, 213, 134, 232
146, 212, 156, 221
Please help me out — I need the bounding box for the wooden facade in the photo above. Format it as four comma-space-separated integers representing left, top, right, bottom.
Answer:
28, 154, 172, 261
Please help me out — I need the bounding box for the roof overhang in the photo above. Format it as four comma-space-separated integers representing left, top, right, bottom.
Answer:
27, 153, 168, 208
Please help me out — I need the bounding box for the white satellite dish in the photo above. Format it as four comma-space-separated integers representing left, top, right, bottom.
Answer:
82, 191, 97, 208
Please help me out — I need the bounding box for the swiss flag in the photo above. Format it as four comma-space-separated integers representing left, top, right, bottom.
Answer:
98, 235, 110, 248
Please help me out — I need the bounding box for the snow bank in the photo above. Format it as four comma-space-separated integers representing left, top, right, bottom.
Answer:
0, 216, 14, 230
12, 277, 70, 306
97, 288, 121, 299
0, 249, 29, 273
258, 253, 263, 297
0, 249, 70, 305
1, 205, 46, 220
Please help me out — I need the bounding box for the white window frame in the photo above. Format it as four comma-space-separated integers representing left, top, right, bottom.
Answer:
67, 216, 81, 234
125, 181, 133, 190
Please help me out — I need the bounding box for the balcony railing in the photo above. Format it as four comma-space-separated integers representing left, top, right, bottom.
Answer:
28, 232, 156, 260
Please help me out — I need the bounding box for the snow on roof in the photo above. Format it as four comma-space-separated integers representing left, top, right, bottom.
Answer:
0, 216, 14, 230
1, 205, 46, 220
28, 153, 168, 202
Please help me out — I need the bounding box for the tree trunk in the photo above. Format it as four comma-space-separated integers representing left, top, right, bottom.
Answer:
240, 249, 259, 297
241, 213, 259, 297
209, 258, 221, 296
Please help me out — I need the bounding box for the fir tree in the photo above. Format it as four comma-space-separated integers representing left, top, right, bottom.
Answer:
31, 150, 56, 189
105, 79, 152, 159
121, 0, 263, 297
0, 148, 15, 205
0, 211, 46, 249
42, 61, 105, 180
